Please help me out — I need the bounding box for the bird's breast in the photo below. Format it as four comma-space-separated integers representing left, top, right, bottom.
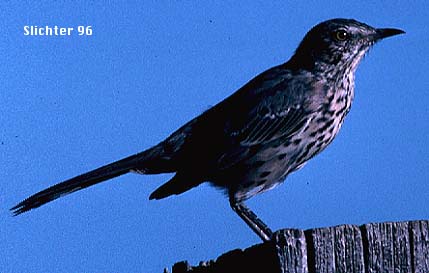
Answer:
215, 78, 356, 202
263, 82, 355, 184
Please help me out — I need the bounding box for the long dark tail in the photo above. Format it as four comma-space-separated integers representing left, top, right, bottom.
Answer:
11, 146, 169, 216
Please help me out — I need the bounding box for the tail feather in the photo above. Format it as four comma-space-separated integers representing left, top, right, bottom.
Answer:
149, 172, 201, 200
11, 152, 150, 215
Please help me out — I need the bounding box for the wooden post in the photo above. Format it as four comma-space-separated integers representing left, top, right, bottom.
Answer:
167, 220, 429, 273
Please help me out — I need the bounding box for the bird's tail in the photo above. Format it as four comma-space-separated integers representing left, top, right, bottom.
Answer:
11, 145, 169, 216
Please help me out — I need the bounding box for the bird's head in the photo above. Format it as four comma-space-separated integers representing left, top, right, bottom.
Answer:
289, 18, 404, 74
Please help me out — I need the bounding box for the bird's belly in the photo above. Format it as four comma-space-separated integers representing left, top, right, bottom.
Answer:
227, 113, 346, 201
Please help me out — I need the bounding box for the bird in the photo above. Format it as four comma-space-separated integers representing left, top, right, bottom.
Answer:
11, 18, 404, 242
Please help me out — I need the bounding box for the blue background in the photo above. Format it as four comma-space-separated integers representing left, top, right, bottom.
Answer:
1, 1, 428, 272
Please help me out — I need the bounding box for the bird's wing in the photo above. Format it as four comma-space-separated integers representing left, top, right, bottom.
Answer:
212, 67, 323, 171
225, 70, 320, 146
236, 103, 310, 146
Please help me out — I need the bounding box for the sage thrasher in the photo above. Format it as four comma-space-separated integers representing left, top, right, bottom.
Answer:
12, 19, 404, 242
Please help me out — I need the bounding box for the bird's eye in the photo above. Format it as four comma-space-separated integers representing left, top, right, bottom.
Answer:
334, 29, 348, 41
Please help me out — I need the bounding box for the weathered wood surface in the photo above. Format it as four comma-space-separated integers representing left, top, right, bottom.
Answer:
167, 220, 429, 273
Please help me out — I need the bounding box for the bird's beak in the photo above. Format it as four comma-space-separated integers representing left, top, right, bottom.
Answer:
374, 28, 405, 41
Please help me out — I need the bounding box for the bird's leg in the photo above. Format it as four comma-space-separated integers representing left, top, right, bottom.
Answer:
229, 197, 273, 242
